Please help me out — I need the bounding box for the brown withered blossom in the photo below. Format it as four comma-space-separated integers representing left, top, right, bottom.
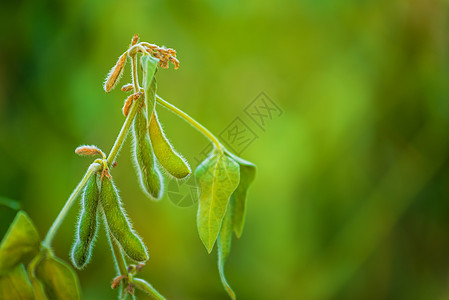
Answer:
75, 145, 105, 158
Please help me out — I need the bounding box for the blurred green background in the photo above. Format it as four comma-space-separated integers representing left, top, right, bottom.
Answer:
1, 0, 449, 299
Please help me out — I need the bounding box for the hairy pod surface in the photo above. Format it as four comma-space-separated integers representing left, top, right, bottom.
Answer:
75, 145, 104, 158
122, 94, 134, 117
132, 105, 163, 199
100, 176, 149, 262
104, 52, 127, 93
149, 111, 191, 179
123, 92, 142, 117
121, 83, 134, 92
71, 173, 100, 269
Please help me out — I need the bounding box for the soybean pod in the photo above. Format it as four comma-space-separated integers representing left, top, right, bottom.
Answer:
71, 173, 100, 269
100, 176, 149, 262
132, 104, 163, 199
149, 110, 191, 179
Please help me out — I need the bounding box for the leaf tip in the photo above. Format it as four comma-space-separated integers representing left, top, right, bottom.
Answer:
234, 230, 243, 239
198, 232, 216, 254
207, 244, 214, 254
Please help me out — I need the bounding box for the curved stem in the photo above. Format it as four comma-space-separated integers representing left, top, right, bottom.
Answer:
133, 278, 166, 300
42, 162, 101, 248
155, 94, 223, 153
128, 44, 148, 57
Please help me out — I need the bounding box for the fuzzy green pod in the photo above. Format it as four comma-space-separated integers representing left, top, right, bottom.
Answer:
149, 111, 191, 179
132, 106, 163, 199
71, 173, 100, 269
100, 176, 149, 262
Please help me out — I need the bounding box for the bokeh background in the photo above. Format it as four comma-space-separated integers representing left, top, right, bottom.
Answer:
1, 0, 449, 299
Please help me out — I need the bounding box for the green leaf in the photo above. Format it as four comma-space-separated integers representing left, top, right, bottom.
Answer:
0, 264, 34, 300
0, 211, 40, 275
28, 254, 48, 300
141, 55, 159, 93
141, 55, 159, 119
35, 254, 81, 300
225, 152, 256, 238
0, 196, 21, 210
195, 152, 240, 253
217, 198, 236, 300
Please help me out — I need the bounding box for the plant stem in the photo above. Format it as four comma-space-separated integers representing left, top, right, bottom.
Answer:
133, 278, 166, 300
44, 101, 139, 247
42, 162, 101, 248
107, 54, 140, 167
106, 99, 140, 167
108, 234, 129, 276
155, 94, 223, 152
107, 226, 129, 300
43, 91, 218, 249
131, 54, 139, 93
44, 55, 143, 248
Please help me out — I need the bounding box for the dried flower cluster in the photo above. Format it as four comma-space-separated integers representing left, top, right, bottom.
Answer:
104, 35, 180, 93
141, 42, 180, 69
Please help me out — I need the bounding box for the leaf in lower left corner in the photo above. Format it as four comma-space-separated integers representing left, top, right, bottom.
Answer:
0, 196, 21, 210
0, 211, 40, 275
0, 264, 34, 300
35, 255, 81, 300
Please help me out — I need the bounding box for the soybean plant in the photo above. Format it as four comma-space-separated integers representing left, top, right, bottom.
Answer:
0, 34, 256, 300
